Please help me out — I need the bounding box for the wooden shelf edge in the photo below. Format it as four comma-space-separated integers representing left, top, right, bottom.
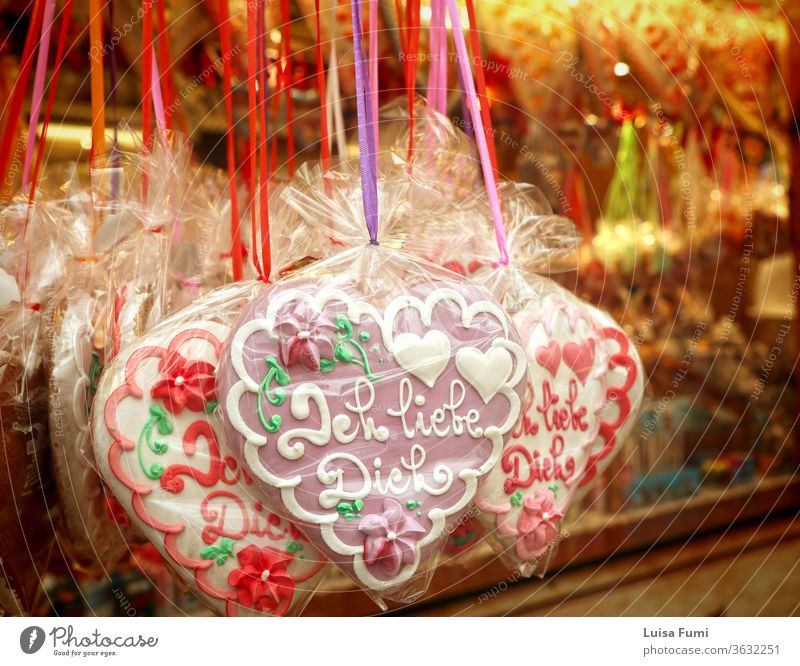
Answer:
304, 473, 800, 616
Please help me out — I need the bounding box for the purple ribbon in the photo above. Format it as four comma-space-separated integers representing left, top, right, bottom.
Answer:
350, 0, 379, 245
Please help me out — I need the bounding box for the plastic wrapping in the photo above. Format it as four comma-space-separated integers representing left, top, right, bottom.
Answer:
217, 243, 528, 606
91, 281, 329, 616
276, 102, 580, 279
0, 304, 55, 615
379, 96, 483, 201
471, 264, 645, 576
0, 191, 82, 613
91, 133, 197, 361
43, 259, 130, 572
47, 134, 238, 573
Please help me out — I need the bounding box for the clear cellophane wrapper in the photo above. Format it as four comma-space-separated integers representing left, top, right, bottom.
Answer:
378, 96, 483, 201
217, 153, 530, 607
263, 98, 483, 279
278, 99, 579, 278
0, 304, 55, 615
91, 280, 330, 616
50, 133, 217, 572
0, 184, 87, 614
282, 111, 644, 582
397, 118, 643, 578
451, 171, 644, 578
470, 263, 645, 578
42, 256, 132, 573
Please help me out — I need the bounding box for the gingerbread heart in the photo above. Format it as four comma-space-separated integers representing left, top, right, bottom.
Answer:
218, 277, 527, 596
92, 319, 327, 616
45, 290, 127, 571
476, 294, 644, 572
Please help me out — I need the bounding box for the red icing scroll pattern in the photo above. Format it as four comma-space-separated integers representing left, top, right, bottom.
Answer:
100, 326, 325, 616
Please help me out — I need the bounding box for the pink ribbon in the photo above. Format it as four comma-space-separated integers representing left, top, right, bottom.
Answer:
151, 51, 167, 135
445, 0, 508, 264
426, 0, 447, 115
22, 0, 57, 191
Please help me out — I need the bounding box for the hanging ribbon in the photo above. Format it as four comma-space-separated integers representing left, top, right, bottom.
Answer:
350, 0, 379, 244
326, 7, 346, 162
218, 0, 243, 281
155, 0, 175, 131
0, 0, 45, 192
151, 52, 167, 135
28, 0, 73, 206
314, 0, 331, 190
246, 0, 261, 277
141, 0, 154, 150
108, 0, 123, 200
464, 0, 499, 188
257, 0, 270, 271
89, 0, 106, 241
20, 0, 72, 295
21, 0, 57, 191
426, 0, 447, 116
247, 0, 270, 279
368, 0, 378, 148
279, 0, 295, 177
403, 0, 420, 160
445, 0, 508, 265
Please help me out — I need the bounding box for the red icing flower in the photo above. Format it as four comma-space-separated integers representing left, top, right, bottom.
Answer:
151, 350, 216, 414
359, 499, 425, 576
227, 545, 295, 615
516, 488, 563, 561
275, 302, 336, 372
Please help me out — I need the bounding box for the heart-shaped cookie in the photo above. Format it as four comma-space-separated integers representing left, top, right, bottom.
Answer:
218, 277, 527, 596
476, 294, 644, 573
92, 319, 327, 616
45, 290, 127, 571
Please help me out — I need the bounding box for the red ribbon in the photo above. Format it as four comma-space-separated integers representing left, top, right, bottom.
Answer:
218, 0, 243, 281
0, 0, 46, 192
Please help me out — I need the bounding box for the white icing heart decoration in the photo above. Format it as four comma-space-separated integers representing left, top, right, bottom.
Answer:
92, 320, 327, 616
456, 345, 514, 403
393, 330, 451, 387
476, 295, 644, 572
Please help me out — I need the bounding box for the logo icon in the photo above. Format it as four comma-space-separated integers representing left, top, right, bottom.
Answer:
20, 626, 45, 654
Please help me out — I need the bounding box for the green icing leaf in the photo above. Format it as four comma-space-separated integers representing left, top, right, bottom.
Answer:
334, 342, 354, 363
257, 357, 290, 433
336, 501, 361, 520
510, 492, 523, 507
264, 414, 282, 433
152, 438, 169, 455
320, 357, 336, 373
205, 399, 219, 414
286, 541, 304, 554
335, 315, 354, 338
200, 537, 235, 565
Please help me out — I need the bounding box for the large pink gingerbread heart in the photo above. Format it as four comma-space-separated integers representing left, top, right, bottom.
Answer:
218, 278, 527, 595
476, 295, 644, 572
93, 320, 327, 616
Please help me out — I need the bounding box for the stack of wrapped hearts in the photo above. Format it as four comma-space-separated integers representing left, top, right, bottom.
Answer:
0, 103, 644, 616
